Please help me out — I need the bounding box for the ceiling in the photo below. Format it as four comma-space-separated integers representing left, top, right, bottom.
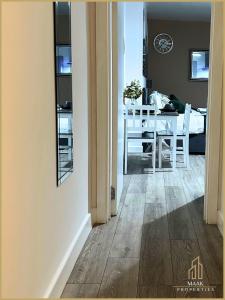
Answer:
145, 2, 211, 22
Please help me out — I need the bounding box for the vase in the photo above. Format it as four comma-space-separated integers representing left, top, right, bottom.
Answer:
130, 98, 136, 105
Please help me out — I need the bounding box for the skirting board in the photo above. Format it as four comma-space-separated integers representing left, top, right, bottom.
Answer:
217, 210, 223, 236
44, 213, 92, 298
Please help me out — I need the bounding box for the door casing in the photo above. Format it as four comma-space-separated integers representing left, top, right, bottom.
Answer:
89, 1, 224, 225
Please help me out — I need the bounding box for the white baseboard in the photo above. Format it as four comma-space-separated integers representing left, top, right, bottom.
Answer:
217, 210, 223, 236
44, 213, 92, 298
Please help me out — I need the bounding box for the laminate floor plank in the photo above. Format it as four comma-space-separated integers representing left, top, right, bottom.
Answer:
116, 175, 131, 214
213, 285, 223, 298
166, 186, 197, 240
68, 216, 118, 284
62, 155, 223, 298
61, 284, 100, 298
137, 285, 175, 298
123, 174, 132, 189
193, 222, 223, 285
139, 239, 173, 286
164, 169, 182, 187
146, 172, 165, 191
127, 153, 157, 175
191, 155, 205, 178
189, 156, 205, 194
145, 186, 166, 206
179, 168, 204, 204
98, 258, 139, 298
175, 288, 214, 298
170, 240, 208, 286
143, 203, 169, 239
127, 174, 148, 193
166, 186, 187, 212
187, 195, 204, 224
110, 193, 145, 258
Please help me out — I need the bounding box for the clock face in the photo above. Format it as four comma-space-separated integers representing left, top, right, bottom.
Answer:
153, 33, 173, 54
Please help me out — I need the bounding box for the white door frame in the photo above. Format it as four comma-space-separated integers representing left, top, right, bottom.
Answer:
204, 1, 223, 224
95, 2, 112, 223
111, 2, 125, 215
87, 2, 112, 224
92, 1, 223, 225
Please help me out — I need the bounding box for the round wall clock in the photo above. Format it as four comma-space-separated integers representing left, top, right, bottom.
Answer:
153, 33, 173, 54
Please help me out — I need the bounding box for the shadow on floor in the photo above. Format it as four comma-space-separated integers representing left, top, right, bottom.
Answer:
61, 155, 222, 298
61, 196, 223, 298
126, 153, 185, 174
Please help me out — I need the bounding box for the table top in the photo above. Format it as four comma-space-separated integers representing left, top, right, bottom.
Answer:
124, 111, 179, 119
57, 109, 72, 114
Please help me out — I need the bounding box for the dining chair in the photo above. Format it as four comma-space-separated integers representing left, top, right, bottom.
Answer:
124, 104, 157, 174
157, 103, 191, 169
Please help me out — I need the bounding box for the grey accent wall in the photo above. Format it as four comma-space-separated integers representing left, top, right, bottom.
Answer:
56, 14, 71, 44
147, 19, 210, 108
57, 76, 72, 106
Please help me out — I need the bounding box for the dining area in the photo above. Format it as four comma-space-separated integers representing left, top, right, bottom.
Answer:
124, 102, 191, 174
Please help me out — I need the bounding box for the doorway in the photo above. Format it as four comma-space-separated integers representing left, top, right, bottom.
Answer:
109, 3, 222, 224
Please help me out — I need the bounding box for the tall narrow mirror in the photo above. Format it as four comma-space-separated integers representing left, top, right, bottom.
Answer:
54, 2, 73, 185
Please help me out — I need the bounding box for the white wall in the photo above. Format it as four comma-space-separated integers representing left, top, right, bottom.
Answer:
124, 2, 144, 152
124, 2, 144, 91
1, 2, 91, 298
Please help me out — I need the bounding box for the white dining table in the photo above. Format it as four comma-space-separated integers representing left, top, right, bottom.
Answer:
124, 113, 178, 171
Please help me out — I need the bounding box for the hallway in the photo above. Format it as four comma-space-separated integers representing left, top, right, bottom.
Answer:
62, 155, 223, 298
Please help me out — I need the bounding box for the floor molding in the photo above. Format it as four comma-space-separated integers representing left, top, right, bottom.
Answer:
44, 213, 92, 298
217, 210, 223, 236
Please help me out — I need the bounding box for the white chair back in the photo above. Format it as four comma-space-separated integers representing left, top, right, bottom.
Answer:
124, 104, 157, 134
183, 103, 191, 135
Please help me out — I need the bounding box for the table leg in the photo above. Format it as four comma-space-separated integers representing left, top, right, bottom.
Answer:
172, 118, 177, 170
203, 114, 207, 134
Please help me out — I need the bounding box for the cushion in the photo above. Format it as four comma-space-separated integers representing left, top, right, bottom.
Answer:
150, 91, 170, 109
157, 92, 170, 107
169, 95, 185, 113
152, 91, 163, 109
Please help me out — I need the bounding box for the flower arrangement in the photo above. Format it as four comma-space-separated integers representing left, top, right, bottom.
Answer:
123, 80, 142, 104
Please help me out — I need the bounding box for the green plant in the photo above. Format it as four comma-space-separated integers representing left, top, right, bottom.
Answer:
123, 80, 142, 100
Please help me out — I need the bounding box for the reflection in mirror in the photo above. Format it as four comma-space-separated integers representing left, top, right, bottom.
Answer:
54, 2, 73, 185
190, 49, 209, 81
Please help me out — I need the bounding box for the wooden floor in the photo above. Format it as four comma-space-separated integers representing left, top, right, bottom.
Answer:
61, 155, 223, 298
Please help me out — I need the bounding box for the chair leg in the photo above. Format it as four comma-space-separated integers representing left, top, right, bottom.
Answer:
152, 141, 156, 173
159, 138, 162, 169
182, 138, 186, 166
186, 138, 190, 169
169, 138, 172, 162
172, 136, 176, 170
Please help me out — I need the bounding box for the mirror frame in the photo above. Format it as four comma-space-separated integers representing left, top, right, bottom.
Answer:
53, 2, 74, 186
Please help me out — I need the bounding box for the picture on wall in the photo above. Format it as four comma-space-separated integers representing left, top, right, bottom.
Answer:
190, 49, 209, 81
